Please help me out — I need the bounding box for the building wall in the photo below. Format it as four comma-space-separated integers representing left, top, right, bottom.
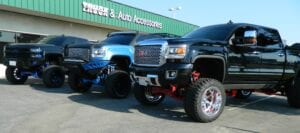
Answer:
0, 10, 115, 41
0, 0, 198, 36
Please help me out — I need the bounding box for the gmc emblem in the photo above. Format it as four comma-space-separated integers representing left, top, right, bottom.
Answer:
138, 50, 145, 57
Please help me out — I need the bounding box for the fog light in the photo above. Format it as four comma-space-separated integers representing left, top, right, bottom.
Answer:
166, 70, 177, 79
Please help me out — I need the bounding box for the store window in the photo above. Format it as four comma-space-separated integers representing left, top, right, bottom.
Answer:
16, 33, 42, 43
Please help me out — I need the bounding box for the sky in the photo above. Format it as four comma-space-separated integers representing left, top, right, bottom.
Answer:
114, 0, 299, 45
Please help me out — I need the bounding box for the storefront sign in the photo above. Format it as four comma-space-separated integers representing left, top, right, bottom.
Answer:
82, 1, 163, 29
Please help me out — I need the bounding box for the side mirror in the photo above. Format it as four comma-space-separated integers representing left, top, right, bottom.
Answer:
107, 33, 112, 37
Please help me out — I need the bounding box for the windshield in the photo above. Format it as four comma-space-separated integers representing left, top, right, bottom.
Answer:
183, 25, 235, 41
101, 34, 135, 45
37, 36, 64, 45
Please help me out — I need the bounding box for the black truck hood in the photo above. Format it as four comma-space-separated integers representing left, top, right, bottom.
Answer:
137, 38, 227, 46
167, 37, 227, 45
6, 43, 56, 49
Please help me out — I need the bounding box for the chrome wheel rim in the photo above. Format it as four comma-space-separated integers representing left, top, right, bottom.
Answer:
201, 86, 222, 116
13, 68, 22, 80
145, 87, 162, 102
241, 90, 251, 96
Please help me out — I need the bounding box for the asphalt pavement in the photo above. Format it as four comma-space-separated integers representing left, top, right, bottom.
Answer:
0, 64, 300, 133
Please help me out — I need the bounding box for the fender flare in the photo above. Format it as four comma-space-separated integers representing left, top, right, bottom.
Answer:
110, 55, 132, 64
192, 55, 226, 82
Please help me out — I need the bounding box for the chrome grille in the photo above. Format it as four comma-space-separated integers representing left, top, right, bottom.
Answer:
134, 45, 162, 66
67, 48, 90, 61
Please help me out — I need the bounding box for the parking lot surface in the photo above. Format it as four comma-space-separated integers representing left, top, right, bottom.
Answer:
1, 65, 300, 133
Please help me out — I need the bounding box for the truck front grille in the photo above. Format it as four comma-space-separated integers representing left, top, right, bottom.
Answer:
67, 48, 90, 61
5, 48, 30, 58
134, 45, 162, 66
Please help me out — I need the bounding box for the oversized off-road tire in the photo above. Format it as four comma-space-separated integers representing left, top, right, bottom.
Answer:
287, 77, 300, 108
105, 70, 131, 98
5, 67, 28, 84
68, 70, 92, 93
184, 78, 226, 123
235, 90, 252, 99
42, 65, 65, 88
134, 83, 165, 105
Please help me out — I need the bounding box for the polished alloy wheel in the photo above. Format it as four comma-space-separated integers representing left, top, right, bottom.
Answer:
241, 90, 251, 96
200, 86, 223, 116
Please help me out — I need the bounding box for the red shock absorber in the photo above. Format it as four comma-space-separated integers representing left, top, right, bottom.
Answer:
192, 71, 200, 81
226, 89, 237, 97
151, 85, 183, 101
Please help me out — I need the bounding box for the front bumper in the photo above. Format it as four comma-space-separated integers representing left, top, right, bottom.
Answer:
63, 58, 110, 72
4, 58, 44, 69
130, 63, 193, 88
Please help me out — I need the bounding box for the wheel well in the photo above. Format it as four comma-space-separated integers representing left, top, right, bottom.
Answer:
111, 56, 131, 71
45, 54, 63, 65
296, 71, 300, 78
193, 58, 225, 82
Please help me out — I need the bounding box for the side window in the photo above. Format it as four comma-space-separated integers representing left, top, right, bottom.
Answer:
75, 38, 88, 44
101, 34, 136, 45
231, 27, 257, 46
136, 34, 161, 42
47, 36, 64, 45
257, 28, 282, 48
63, 37, 76, 46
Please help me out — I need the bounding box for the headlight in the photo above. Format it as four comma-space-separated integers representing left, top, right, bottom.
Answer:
166, 45, 187, 59
92, 47, 106, 58
30, 48, 42, 53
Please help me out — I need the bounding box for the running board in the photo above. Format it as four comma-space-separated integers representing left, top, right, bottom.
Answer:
224, 84, 275, 90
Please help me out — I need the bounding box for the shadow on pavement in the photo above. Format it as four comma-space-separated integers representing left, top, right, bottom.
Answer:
30, 83, 74, 94
68, 92, 300, 122
0, 78, 43, 85
0, 78, 9, 85
68, 92, 194, 122
226, 94, 300, 115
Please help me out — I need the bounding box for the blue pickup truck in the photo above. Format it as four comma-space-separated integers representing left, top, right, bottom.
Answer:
63, 31, 179, 98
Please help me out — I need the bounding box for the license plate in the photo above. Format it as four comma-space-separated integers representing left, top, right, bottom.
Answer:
9, 61, 16, 66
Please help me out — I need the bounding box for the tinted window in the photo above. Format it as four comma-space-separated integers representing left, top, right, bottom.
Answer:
76, 38, 88, 44
136, 34, 164, 42
257, 28, 282, 48
183, 25, 235, 41
101, 34, 135, 45
16, 33, 42, 43
136, 34, 180, 42
63, 37, 76, 45
38, 36, 65, 45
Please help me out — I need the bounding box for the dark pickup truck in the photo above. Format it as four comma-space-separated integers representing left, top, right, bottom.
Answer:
3, 35, 89, 88
131, 23, 300, 122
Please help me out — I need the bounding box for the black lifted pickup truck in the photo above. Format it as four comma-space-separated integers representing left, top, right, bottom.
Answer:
3, 35, 88, 88
131, 23, 300, 122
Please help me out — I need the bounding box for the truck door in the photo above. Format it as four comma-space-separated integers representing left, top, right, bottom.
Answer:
227, 27, 262, 83
257, 28, 285, 82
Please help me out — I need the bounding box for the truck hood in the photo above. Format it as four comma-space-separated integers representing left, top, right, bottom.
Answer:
168, 38, 227, 45
137, 38, 227, 46
67, 42, 127, 49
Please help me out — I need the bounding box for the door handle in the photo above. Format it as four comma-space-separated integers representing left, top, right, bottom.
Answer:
252, 51, 260, 55
278, 53, 284, 57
